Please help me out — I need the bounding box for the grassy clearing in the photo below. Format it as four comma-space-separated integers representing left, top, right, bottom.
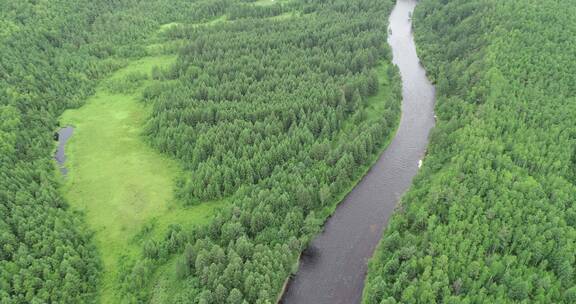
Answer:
158, 22, 180, 33
57, 18, 232, 303
59, 55, 226, 302
253, 0, 287, 6
365, 64, 396, 121
195, 15, 228, 27
148, 17, 228, 56
269, 11, 298, 20
156, 16, 227, 35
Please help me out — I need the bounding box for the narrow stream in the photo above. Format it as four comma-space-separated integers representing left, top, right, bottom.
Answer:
280, 0, 436, 303
55, 126, 74, 175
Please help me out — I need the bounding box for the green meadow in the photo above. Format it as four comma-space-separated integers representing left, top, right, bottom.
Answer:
59, 55, 225, 302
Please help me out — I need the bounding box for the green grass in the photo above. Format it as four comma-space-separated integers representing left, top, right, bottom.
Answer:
195, 15, 227, 27
158, 22, 180, 32
57, 18, 234, 303
365, 64, 395, 120
158, 16, 226, 33
148, 256, 188, 304
148, 17, 228, 56
331, 63, 394, 147
57, 15, 392, 303
59, 55, 226, 303
253, 0, 288, 6
269, 11, 298, 20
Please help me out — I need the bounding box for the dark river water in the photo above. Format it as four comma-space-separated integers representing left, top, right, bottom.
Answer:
280, 0, 436, 303
55, 126, 74, 175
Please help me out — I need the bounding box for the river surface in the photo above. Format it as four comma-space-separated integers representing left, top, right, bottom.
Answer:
280, 0, 436, 303
55, 126, 74, 175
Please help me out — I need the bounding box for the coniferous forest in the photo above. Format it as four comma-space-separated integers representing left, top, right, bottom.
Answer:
1, 0, 401, 303
363, 0, 576, 303
1, 0, 575, 303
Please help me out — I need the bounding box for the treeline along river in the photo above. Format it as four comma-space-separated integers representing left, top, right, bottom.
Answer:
280, 0, 436, 303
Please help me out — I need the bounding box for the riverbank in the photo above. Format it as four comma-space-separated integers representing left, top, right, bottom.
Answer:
56, 19, 232, 301
276, 62, 400, 303
280, 0, 436, 302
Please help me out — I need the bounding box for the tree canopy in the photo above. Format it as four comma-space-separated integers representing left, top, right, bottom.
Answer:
363, 0, 576, 303
123, 0, 402, 302
0, 0, 401, 303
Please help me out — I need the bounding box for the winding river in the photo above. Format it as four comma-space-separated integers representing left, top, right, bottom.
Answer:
280, 0, 436, 303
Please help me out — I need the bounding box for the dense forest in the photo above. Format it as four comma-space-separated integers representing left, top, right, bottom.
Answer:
129, 0, 402, 302
0, 0, 401, 303
0, 0, 240, 302
363, 0, 576, 303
